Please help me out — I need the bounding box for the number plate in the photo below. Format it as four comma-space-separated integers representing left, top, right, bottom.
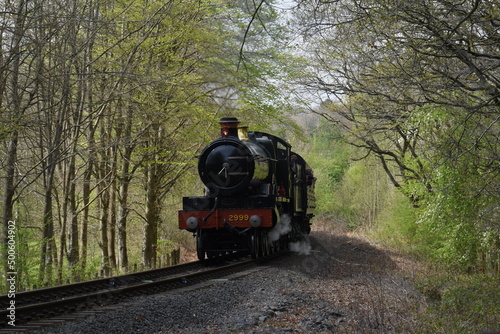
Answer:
227, 214, 249, 222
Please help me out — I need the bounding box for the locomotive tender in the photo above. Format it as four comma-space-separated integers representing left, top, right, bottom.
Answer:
178, 117, 315, 260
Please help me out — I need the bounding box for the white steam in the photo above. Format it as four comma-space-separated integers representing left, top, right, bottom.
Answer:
268, 214, 292, 242
267, 214, 312, 255
289, 238, 312, 255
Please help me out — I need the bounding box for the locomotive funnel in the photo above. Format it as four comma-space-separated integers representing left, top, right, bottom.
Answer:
219, 117, 240, 137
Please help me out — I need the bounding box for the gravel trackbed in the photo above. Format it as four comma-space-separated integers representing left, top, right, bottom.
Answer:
33, 229, 426, 333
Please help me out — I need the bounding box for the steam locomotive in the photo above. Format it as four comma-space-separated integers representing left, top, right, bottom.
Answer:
178, 117, 315, 260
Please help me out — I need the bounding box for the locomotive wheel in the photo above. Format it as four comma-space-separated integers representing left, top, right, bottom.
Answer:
261, 231, 270, 257
196, 230, 206, 261
250, 230, 261, 259
280, 234, 289, 251
260, 231, 266, 257
272, 239, 280, 254
272, 240, 279, 253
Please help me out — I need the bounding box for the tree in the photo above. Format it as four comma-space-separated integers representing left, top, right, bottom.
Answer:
292, 0, 500, 270
1, 0, 32, 276
0, 0, 306, 290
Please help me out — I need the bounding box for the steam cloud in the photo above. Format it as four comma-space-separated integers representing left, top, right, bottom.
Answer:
267, 214, 312, 255
268, 214, 292, 242
289, 238, 312, 255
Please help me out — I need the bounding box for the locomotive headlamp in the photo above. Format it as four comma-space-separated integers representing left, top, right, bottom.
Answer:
186, 216, 199, 229
249, 215, 262, 227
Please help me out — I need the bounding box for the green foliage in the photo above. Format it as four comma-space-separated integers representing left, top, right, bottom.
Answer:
291, 1, 499, 330
398, 103, 499, 271
156, 239, 177, 254
372, 191, 418, 251
414, 163, 498, 271
218, 0, 304, 129
301, 119, 351, 215
439, 276, 500, 331
294, 0, 500, 274
311, 115, 499, 332
332, 159, 396, 229
303, 108, 499, 274
418, 274, 500, 333
301, 118, 397, 229
0, 0, 308, 289
0, 224, 39, 293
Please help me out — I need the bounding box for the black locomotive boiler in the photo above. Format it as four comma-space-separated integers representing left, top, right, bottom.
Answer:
179, 117, 315, 260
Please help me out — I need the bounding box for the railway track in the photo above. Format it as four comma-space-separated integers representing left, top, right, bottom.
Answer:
1, 252, 285, 332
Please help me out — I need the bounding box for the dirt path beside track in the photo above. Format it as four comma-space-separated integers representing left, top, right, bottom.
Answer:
265, 227, 428, 333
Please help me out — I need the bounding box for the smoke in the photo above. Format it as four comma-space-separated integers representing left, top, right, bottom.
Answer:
289, 238, 312, 256
268, 214, 292, 242
267, 214, 312, 255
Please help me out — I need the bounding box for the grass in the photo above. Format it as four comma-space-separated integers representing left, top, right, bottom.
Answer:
415, 273, 500, 333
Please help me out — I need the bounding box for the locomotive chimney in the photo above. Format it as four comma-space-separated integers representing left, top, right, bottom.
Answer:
219, 117, 240, 137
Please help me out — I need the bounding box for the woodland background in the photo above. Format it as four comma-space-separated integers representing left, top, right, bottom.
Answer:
1, 0, 499, 331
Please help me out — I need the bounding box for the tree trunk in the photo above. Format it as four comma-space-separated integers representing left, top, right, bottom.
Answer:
80, 122, 95, 272
2, 134, 18, 273
99, 187, 110, 276
1, 0, 26, 274
108, 157, 117, 269
67, 153, 79, 268
58, 188, 67, 284
40, 180, 57, 286
143, 164, 159, 268
117, 165, 130, 271
79, 0, 99, 275
116, 107, 134, 271
98, 142, 111, 276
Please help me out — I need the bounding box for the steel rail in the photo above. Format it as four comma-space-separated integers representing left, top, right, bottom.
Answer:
3, 259, 255, 323
0, 259, 208, 307
0, 253, 284, 330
